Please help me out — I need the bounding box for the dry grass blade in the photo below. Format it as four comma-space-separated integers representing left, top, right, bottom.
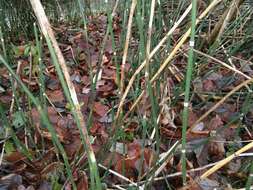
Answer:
30, 0, 96, 153
98, 164, 139, 188
10, 61, 22, 115
2, 0, 253, 188
200, 141, 253, 179
188, 78, 253, 133
120, 0, 137, 94
123, 0, 223, 118
208, 0, 244, 44
193, 49, 253, 79
29, 0, 86, 129
115, 3, 193, 119
29, 0, 101, 188
150, 0, 222, 82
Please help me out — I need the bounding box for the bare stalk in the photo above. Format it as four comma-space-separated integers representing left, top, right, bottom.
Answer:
120, 0, 137, 94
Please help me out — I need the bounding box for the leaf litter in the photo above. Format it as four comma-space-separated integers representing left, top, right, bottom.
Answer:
0, 9, 253, 190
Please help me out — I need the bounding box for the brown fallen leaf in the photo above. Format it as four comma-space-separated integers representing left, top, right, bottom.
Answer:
77, 172, 89, 190
46, 89, 65, 103
206, 115, 223, 131
5, 151, 27, 163
203, 79, 216, 92
93, 101, 109, 117
114, 140, 156, 180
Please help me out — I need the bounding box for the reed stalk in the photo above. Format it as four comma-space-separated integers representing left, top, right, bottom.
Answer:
29, 0, 102, 189
0, 54, 75, 189
181, 0, 197, 185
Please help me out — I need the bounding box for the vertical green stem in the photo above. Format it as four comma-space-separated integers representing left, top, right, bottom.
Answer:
0, 55, 76, 189
246, 160, 253, 189
0, 26, 7, 59
34, 23, 46, 153
0, 103, 33, 160
34, 23, 46, 109
181, 0, 197, 185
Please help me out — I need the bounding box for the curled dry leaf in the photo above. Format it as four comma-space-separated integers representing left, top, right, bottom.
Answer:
77, 172, 89, 190
103, 66, 117, 81
46, 89, 65, 103
206, 115, 223, 131
4, 151, 27, 163
0, 91, 13, 105
46, 76, 60, 90
124, 122, 138, 133
161, 126, 181, 139
90, 122, 108, 145
214, 103, 237, 123
113, 140, 155, 180
176, 159, 194, 173
93, 101, 109, 117
203, 79, 217, 92
96, 80, 116, 97
208, 136, 226, 161
64, 134, 81, 158
31, 107, 75, 142
188, 111, 198, 127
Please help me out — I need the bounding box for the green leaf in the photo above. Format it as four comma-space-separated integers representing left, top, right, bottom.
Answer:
51, 175, 62, 190
11, 44, 20, 56
30, 45, 37, 56
5, 140, 15, 155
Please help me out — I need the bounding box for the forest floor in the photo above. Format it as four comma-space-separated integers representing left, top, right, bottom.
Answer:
1, 8, 253, 190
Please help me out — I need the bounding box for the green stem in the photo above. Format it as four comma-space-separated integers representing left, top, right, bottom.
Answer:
181, 0, 197, 185
0, 26, 7, 59
0, 54, 76, 189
